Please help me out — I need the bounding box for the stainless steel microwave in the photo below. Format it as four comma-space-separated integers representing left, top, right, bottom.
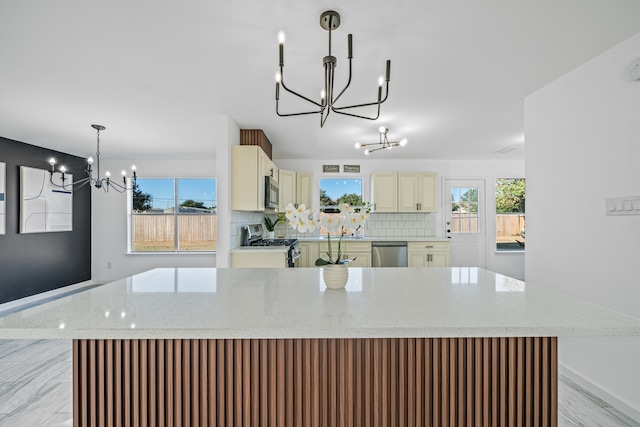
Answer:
264, 175, 279, 209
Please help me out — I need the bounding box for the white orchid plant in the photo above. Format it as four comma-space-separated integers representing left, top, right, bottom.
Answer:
285, 202, 371, 265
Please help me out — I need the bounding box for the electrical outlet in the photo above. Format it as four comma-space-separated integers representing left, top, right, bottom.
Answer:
606, 196, 640, 216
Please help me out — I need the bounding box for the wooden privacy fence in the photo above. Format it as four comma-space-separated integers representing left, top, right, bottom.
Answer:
451, 213, 524, 236
496, 213, 525, 237
132, 214, 217, 242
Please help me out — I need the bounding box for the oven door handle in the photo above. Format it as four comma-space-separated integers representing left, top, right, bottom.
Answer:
292, 252, 301, 261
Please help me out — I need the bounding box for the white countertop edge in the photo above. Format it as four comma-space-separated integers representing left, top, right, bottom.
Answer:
296, 236, 450, 242
4, 326, 640, 340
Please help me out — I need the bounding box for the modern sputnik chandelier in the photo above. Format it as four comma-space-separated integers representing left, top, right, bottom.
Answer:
48, 124, 137, 193
355, 127, 407, 155
275, 10, 391, 127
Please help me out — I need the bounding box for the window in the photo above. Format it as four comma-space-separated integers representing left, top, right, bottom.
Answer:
319, 178, 364, 235
450, 187, 479, 233
495, 178, 525, 251
131, 178, 217, 252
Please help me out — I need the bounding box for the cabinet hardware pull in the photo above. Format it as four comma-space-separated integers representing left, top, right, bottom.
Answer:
425, 245, 434, 248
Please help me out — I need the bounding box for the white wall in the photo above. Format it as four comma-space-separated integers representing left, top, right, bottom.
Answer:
525, 32, 640, 416
92, 157, 216, 282
276, 157, 525, 278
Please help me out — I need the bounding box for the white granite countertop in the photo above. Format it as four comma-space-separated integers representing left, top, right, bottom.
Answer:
296, 236, 450, 242
230, 246, 289, 253
1, 267, 639, 340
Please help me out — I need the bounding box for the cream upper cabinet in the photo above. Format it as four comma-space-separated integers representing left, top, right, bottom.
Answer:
279, 170, 312, 210
296, 172, 312, 208
279, 169, 297, 210
371, 172, 398, 212
232, 146, 270, 211
397, 172, 438, 212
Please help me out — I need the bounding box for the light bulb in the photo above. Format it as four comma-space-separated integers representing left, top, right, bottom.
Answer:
379, 126, 386, 134
49, 158, 56, 166
320, 89, 326, 100
378, 76, 384, 86
121, 170, 127, 177
105, 311, 110, 318
365, 149, 370, 155
131, 165, 137, 171
355, 142, 361, 149
275, 72, 282, 83
120, 311, 126, 319
105, 171, 111, 178
278, 30, 286, 44
87, 157, 94, 165
59, 166, 66, 173
400, 138, 408, 146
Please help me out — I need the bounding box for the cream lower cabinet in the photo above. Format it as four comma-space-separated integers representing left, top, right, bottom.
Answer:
298, 242, 319, 267
231, 250, 288, 268
407, 241, 450, 267
319, 240, 372, 267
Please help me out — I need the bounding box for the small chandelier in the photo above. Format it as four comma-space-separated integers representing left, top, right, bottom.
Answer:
48, 124, 137, 193
275, 10, 391, 127
355, 127, 407, 155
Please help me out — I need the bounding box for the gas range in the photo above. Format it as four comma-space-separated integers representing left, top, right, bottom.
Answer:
241, 224, 300, 267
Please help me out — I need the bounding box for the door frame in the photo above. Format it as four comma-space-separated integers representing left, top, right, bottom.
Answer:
443, 178, 487, 268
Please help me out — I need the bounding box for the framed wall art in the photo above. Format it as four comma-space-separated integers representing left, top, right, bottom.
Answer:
0, 162, 5, 235
20, 166, 73, 233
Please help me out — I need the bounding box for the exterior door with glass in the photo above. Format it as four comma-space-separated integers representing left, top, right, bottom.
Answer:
444, 179, 486, 268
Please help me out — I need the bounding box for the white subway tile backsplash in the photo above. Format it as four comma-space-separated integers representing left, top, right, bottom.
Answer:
366, 212, 436, 237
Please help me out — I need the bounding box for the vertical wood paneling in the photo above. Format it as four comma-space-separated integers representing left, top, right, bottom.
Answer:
73, 337, 558, 427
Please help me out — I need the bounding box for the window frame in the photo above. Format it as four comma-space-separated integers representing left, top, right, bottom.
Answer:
128, 177, 217, 253
495, 178, 525, 252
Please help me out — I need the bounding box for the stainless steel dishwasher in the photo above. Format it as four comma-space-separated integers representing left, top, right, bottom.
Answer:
371, 241, 408, 267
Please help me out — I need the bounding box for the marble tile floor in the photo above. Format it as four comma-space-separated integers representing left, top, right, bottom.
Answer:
0, 339, 637, 426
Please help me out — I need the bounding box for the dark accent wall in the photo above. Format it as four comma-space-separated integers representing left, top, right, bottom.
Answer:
0, 136, 91, 304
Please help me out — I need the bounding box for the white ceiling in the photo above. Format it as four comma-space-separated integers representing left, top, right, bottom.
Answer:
1, 1, 640, 161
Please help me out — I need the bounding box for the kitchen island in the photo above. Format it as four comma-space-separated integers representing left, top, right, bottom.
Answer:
1, 267, 639, 426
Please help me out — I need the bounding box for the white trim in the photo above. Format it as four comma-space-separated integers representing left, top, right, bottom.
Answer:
559, 363, 640, 422
0, 280, 97, 314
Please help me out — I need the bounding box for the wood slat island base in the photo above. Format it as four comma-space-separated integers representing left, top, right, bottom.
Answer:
73, 337, 557, 427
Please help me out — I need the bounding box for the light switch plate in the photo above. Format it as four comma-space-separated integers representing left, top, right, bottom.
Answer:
606, 196, 640, 216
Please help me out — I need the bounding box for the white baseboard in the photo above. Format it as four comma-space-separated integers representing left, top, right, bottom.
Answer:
559, 363, 640, 422
0, 280, 98, 314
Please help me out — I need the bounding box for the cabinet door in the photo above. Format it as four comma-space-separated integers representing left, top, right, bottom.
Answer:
408, 253, 428, 267
350, 253, 371, 267
398, 172, 419, 212
298, 242, 318, 268
279, 170, 297, 210
371, 172, 398, 212
418, 172, 438, 212
430, 252, 450, 268
296, 172, 313, 208
232, 146, 262, 211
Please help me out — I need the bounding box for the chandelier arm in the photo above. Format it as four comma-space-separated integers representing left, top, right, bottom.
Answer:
276, 98, 323, 117
279, 72, 323, 108
331, 58, 353, 105
49, 173, 92, 190
331, 102, 382, 121
331, 82, 390, 111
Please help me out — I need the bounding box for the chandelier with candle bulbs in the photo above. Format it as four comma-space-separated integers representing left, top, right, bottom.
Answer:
275, 10, 391, 127
355, 127, 407, 155
48, 124, 137, 193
